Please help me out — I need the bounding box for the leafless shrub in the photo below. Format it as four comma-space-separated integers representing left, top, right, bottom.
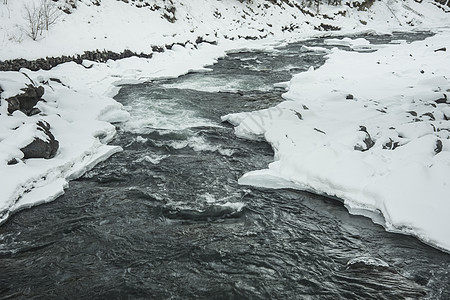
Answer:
23, 1, 44, 40
22, 0, 61, 40
41, 0, 61, 30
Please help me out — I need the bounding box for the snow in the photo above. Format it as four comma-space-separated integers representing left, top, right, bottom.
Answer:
0, 0, 450, 253
223, 28, 450, 252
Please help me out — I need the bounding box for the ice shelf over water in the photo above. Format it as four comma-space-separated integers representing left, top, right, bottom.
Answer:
223, 30, 450, 252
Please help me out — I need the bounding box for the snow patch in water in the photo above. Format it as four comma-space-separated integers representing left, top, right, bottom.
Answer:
346, 257, 390, 270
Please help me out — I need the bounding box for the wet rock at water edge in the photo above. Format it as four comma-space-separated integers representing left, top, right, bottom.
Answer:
20, 121, 59, 159
6, 84, 45, 116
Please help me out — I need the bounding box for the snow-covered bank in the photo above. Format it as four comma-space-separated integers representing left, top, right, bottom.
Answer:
223, 29, 450, 252
1, 0, 447, 61
0, 0, 449, 245
0, 41, 231, 223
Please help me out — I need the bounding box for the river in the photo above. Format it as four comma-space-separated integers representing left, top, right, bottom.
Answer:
1, 32, 449, 299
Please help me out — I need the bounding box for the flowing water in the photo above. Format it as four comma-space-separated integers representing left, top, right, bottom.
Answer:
1, 32, 450, 299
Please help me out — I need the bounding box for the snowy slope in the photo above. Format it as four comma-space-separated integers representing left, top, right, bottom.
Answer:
1, 0, 447, 60
0, 0, 449, 251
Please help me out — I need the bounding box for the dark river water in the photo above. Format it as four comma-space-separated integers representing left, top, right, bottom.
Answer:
1, 32, 450, 299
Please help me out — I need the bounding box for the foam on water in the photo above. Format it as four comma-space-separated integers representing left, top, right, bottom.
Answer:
154, 135, 235, 156
135, 154, 170, 165
121, 94, 218, 133
162, 74, 272, 93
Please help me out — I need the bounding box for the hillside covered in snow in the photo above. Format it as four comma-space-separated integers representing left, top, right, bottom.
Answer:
0, 0, 450, 253
1, 0, 448, 61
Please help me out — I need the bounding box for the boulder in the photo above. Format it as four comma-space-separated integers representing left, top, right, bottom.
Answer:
20, 121, 59, 159
6, 84, 44, 116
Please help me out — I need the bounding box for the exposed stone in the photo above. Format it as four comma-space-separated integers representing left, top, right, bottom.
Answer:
435, 139, 443, 154
354, 126, 375, 151
435, 93, 448, 104
314, 128, 326, 134
7, 158, 19, 165
383, 138, 400, 150
421, 112, 435, 121
0, 50, 152, 72
6, 84, 44, 116
20, 121, 59, 159
292, 110, 302, 120
152, 45, 165, 53
346, 94, 354, 100
434, 47, 447, 52
315, 23, 341, 31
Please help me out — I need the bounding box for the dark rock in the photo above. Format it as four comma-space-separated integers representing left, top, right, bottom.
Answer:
6, 84, 44, 116
421, 112, 435, 121
434, 47, 446, 52
20, 121, 59, 159
152, 45, 165, 53
314, 23, 341, 31
49, 78, 63, 84
435, 139, 443, 154
314, 128, 326, 134
282, 23, 300, 32
7, 158, 19, 165
354, 126, 375, 151
29, 107, 42, 116
435, 93, 448, 104
383, 138, 400, 150
292, 110, 302, 120
346, 94, 354, 100
0, 50, 153, 71
195, 36, 205, 44
406, 110, 417, 116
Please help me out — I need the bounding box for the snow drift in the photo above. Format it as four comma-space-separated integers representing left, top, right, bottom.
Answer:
223, 29, 450, 252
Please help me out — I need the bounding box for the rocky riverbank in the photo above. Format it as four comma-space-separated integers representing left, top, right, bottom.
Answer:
0, 37, 219, 71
